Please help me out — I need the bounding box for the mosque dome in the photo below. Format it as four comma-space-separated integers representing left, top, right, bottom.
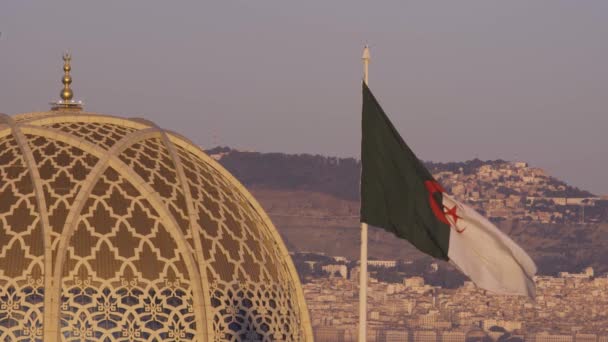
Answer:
0, 55, 312, 341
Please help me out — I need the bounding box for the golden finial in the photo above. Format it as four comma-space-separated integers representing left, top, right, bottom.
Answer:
61, 52, 73, 101
51, 51, 83, 111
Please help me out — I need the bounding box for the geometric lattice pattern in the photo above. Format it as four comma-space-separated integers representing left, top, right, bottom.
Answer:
44, 122, 138, 151
0, 111, 311, 341
0, 134, 44, 341
60, 166, 196, 341
25, 135, 99, 274
176, 147, 303, 341
117, 138, 194, 251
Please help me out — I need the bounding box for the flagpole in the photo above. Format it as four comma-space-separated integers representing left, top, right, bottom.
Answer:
359, 44, 370, 342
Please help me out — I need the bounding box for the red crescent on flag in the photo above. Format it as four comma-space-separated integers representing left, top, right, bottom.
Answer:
424, 180, 450, 225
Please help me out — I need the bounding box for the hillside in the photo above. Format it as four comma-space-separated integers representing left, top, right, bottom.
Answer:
208, 147, 595, 200
207, 147, 608, 275
207, 147, 360, 200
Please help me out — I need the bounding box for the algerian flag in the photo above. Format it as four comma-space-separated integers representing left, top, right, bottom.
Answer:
360, 82, 536, 298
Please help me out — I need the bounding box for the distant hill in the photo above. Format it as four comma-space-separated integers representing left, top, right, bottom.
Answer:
207, 147, 360, 200
207, 147, 594, 200
206, 147, 608, 276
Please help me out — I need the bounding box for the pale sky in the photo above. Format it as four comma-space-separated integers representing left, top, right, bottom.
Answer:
1, 1, 607, 194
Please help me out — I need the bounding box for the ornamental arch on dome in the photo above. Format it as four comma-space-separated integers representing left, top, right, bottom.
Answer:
0, 111, 313, 341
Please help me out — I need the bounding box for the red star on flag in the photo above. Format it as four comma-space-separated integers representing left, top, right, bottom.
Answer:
444, 205, 460, 224
444, 205, 466, 233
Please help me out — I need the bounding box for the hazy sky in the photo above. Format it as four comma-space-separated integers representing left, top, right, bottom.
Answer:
1, 1, 607, 194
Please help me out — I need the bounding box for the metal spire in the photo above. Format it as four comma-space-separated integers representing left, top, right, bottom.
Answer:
51, 51, 83, 111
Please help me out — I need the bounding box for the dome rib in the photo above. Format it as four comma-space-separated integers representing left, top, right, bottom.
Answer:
0, 114, 55, 337
155, 127, 214, 340
21, 124, 207, 340
23, 112, 152, 131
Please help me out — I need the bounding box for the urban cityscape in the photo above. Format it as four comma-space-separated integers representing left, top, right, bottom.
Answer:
2, 2, 608, 341
300, 255, 606, 341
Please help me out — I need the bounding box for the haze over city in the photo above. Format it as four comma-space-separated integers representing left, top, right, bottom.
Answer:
1, 0, 607, 195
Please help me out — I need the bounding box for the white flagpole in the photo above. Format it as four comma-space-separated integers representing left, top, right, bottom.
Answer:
359, 44, 370, 342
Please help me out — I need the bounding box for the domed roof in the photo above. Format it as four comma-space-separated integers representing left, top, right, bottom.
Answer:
0, 109, 312, 341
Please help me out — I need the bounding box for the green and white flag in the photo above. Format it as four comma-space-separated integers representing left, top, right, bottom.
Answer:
360, 82, 536, 298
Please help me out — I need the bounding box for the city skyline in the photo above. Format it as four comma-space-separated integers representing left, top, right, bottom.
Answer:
2, 3, 607, 341
1, 1, 607, 195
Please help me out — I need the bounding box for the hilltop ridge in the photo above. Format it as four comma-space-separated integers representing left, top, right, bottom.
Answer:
207, 146, 604, 224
